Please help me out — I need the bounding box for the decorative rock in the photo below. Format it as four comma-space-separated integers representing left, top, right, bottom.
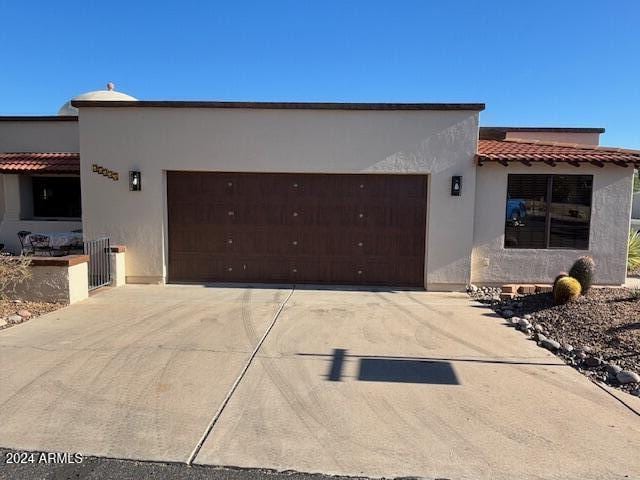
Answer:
535, 333, 547, 343
562, 344, 574, 353
7, 314, 23, 324
523, 314, 532, 320
517, 318, 531, 329
540, 338, 561, 351
502, 310, 514, 318
17, 309, 32, 319
0, 317, 7, 327
534, 324, 544, 333
585, 356, 602, 368
575, 351, 587, 360
606, 364, 622, 376
631, 389, 640, 397
616, 370, 640, 384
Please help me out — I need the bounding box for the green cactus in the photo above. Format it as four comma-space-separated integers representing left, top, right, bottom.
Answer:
569, 256, 595, 294
553, 276, 582, 305
553, 272, 568, 289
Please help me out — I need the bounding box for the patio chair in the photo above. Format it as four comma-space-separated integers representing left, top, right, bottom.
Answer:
29, 233, 52, 256
17, 231, 33, 255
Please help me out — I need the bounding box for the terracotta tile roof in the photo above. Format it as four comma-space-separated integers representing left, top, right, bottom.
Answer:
477, 139, 640, 167
0, 152, 80, 173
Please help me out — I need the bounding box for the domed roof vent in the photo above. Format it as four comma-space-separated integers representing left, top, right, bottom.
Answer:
58, 83, 137, 116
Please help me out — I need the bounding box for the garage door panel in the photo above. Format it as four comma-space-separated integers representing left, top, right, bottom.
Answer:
168, 172, 426, 286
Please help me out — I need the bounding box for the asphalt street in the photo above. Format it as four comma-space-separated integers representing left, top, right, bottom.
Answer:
0, 449, 371, 480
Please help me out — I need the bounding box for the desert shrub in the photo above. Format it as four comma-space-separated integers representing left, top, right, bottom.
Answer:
0, 256, 32, 298
553, 276, 582, 305
569, 256, 595, 294
628, 230, 640, 272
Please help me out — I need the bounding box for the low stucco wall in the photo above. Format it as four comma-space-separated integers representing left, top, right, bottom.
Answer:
4, 256, 89, 304
472, 163, 633, 286
110, 247, 126, 287
79, 107, 480, 288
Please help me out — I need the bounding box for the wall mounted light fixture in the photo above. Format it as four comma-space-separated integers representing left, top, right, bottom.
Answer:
129, 171, 142, 191
451, 176, 462, 196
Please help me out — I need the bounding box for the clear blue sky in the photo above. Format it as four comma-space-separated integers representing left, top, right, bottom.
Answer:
1, 1, 638, 148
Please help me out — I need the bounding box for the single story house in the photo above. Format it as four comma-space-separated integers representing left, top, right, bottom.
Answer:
1, 85, 638, 290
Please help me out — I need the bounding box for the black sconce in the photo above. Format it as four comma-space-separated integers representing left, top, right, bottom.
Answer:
451, 176, 462, 196
129, 171, 142, 191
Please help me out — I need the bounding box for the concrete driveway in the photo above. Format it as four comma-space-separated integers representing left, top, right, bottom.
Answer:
0, 286, 639, 480
0, 285, 289, 462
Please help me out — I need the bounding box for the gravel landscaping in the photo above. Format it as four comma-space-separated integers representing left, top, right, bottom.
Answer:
0, 299, 65, 330
469, 285, 640, 397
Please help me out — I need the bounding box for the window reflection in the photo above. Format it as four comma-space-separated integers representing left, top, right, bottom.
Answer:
505, 175, 548, 248
504, 174, 592, 249
549, 175, 592, 249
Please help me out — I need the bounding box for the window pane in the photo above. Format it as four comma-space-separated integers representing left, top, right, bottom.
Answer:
549, 175, 592, 249
504, 175, 548, 249
32, 176, 81, 218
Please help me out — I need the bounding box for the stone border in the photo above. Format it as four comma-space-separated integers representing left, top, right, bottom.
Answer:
467, 285, 640, 398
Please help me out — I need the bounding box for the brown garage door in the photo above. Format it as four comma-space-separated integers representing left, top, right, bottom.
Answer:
167, 172, 427, 286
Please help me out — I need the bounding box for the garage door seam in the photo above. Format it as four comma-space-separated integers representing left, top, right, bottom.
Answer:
186, 286, 296, 466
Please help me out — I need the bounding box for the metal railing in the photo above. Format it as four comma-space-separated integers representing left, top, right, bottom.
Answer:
84, 237, 111, 290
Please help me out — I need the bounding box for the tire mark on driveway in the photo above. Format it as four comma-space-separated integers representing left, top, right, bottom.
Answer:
187, 287, 295, 465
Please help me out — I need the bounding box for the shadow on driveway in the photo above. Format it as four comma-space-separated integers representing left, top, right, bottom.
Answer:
301, 348, 567, 383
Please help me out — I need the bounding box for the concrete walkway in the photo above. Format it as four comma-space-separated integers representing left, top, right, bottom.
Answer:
625, 275, 640, 289
0, 286, 638, 480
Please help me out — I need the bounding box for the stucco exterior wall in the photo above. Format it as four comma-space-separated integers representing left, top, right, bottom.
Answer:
632, 192, 640, 219
505, 131, 600, 146
0, 120, 79, 152
78, 107, 480, 288
0, 173, 4, 222
472, 163, 633, 286
0, 174, 82, 253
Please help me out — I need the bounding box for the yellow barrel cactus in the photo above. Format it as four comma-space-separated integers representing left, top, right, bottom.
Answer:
553, 276, 582, 305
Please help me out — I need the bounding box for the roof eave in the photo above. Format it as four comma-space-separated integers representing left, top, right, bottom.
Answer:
70, 100, 486, 111
0, 116, 78, 122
